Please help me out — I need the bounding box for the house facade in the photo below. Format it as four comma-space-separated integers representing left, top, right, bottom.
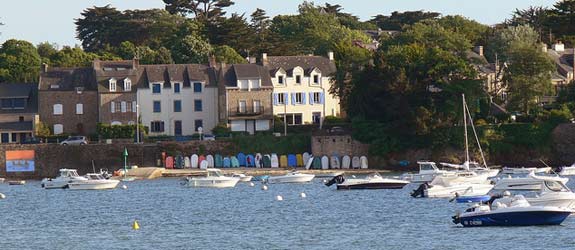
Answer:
137, 64, 218, 136
38, 66, 99, 135
0, 83, 38, 143
94, 60, 139, 126
218, 64, 274, 134
261, 53, 340, 125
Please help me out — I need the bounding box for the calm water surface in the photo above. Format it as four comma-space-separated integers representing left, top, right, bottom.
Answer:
1, 175, 575, 250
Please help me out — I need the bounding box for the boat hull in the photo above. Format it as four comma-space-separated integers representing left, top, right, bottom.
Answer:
267, 175, 315, 184
425, 184, 493, 198
459, 210, 571, 227
186, 179, 239, 188
41, 180, 71, 189
337, 182, 408, 190
68, 180, 120, 190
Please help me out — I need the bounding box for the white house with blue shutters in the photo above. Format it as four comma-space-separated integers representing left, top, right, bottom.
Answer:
263, 53, 340, 125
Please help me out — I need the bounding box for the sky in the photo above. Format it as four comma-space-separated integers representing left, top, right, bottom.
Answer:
0, 0, 560, 47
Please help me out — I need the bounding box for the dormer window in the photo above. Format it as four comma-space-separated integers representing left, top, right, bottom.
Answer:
295, 75, 301, 84
278, 75, 284, 84
109, 78, 117, 92
124, 78, 132, 91
313, 75, 319, 84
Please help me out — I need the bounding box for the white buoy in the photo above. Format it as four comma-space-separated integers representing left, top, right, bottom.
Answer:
0, 193, 5, 199
275, 195, 283, 201
122, 185, 128, 189
249, 182, 255, 187
261, 185, 268, 191
322, 179, 328, 184
300, 192, 306, 198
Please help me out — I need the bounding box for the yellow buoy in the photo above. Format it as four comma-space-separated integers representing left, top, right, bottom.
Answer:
132, 220, 140, 230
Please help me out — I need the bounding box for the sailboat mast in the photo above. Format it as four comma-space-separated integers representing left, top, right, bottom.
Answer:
465, 102, 488, 168
463, 94, 470, 164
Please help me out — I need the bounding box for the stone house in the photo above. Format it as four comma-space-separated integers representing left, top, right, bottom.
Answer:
0, 83, 38, 143
38, 66, 98, 135
260, 53, 340, 126
217, 63, 274, 134
137, 64, 218, 136
94, 60, 139, 125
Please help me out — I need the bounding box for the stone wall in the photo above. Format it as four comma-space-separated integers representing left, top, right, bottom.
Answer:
99, 92, 137, 125
311, 134, 369, 158
38, 90, 99, 135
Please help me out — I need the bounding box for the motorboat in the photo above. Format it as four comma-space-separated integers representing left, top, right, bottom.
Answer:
493, 172, 568, 191
501, 167, 551, 175
41, 169, 88, 189
183, 169, 240, 188
440, 161, 500, 178
266, 171, 315, 184
8, 180, 25, 185
325, 173, 410, 190
452, 195, 572, 227
401, 161, 450, 183
411, 172, 493, 198
524, 180, 575, 210
557, 164, 575, 176
231, 173, 253, 182
67, 173, 120, 190
315, 171, 345, 178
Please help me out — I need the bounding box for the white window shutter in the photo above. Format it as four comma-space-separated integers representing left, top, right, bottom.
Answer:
111, 102, 115, 113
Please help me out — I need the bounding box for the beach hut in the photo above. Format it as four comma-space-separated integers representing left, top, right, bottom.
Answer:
263, 154, 272, 168
279, 155, 288, 168
352, 156, 360, 169
237, 153, 247, 167
296, 154, 304, 167
305, 157, 314, 169
199, 160, 208, 169
206, 155, 214, 168
330, 155, 340, 169
231, 156, 240, 168
184, 156, 191, 168
360, 156, 368, 169
223, 157, 231, 168
312, 157, 322, 169
255, 153, 263, 168
271, 154, 279, 168
165, 156, 174, 169
215, 154, 223, 168
321, 156, 329, 170
342, 155, 351, 169
175, 155, 184, 169
287, 154, 297, 168
191, 154, 199, 168
302, 152, 310, 167
246, 154, 255, 167
198, 155, 206, 166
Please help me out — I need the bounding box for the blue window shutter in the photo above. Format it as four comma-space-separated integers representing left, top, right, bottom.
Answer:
301, 92, 306, 105
320, 92, 325, 104
291, 93, 296, 105
309, 92, 314, 105
273, 93, 278, 106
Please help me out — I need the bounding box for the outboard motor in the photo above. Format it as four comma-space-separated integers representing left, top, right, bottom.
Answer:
325, 175, 345, 186
410, 183, 429, 198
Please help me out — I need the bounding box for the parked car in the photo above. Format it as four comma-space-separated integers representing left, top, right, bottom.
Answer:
21, 137, 42, 144
329, 126, 345, 133
203, 134, 216, 141
60, 136, 88, 145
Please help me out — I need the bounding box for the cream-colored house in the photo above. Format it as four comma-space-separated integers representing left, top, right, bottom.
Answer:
261, 53, 340, 125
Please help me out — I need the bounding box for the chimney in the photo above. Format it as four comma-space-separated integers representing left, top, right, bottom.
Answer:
133, 58, 139, 69
541, 43, 548, 53
42, 63, 48, 73
248, 56, 256, 64
209, 55, 217, 68
553, 41, 564, 52
473, 46, 484, 57
262, 53, 268, 66
328, 51, 334, 61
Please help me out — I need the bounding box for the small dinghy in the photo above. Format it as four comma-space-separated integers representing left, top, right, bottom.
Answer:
326, 173, 409, 190
452, 194, 572, 227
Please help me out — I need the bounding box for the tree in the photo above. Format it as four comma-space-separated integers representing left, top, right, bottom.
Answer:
507, 6, 551, 42
75, 5, 123, 52
117, 41, 174, 64
504, 42, 554, 113
163, 0, 234, 22
213, 45, 245, 64
171, 35, 212, 63
330, 42, 372, 108
369, 11, 440, 30
207, 13, 254, 55
437, 15, 489, 45
250, 8, 273, 55
0, 39, 41, 83
548, 0, 575, 43
485, 24, 540, 62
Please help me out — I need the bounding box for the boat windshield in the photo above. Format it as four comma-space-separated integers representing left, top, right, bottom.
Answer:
544, 180, 570, 192
86, 174, 104, 180
207, 170, 223, 177
61, 170, 79, 177
419, 163, 437, 171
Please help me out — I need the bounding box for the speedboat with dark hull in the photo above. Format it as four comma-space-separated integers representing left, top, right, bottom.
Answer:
326, 173, 410, 190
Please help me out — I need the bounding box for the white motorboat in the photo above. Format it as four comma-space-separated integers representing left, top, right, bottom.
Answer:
326, 173, 410, 190
557, 164, 575, 176
440, 162, 500, 178
266, 171, 315, 184
67, 173, 120, 190
41, 169, 88, 189
525, 179, 575, 210
501, 167, 551, 175
231, 173, 253, 182
402, 161, 450, 183
452, 195, 572, 227
493, 172, 568, 191
184, 169, 240, 188
418, 182, 494, 198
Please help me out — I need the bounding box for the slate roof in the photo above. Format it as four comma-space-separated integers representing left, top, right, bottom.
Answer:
39, 67, 97, 91
220, 64, 272, 87
547, 49, 574, 77
0, 83, 38, 114
137, 64, 216, 89
263, 56, 336, 77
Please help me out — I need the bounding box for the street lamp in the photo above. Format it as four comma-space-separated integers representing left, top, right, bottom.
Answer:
198, 126, 203, 141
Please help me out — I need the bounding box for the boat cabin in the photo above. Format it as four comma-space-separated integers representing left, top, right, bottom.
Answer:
417, 161, 441, 174
58, 169, 80, 178
85, 173, 106, 180
206, 169, 224, 177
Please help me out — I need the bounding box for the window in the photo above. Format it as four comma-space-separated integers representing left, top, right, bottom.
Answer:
1, 133, 8, 143
238, 100, 246, 113
115, 102, 121, 113
11, 133, 17, 142
1, 99, 11, 109
283, 114, 303, 125
174, 100, 182, 112
54, 124, 63, 135
109, 78, 117, 92
194, 120, 203, 132
152, 83, 161, 94
253, 100, 261, 113
153, 101, 161, 113
19, 116, 24, 122
194, 100, 202, 112
110, 102, 115, 113
193, 82, 202, 93
313, 75, 319, 84
150, 121, 165, 133
277, 93, 286, 105
295, 75, 301, 84
53, 104, 63, 115
174, 83, 181, 93
13, 99, 25, 109
132, 101, 137, 113
124, 78, 132, 91
278, 75, 284, 84
127, 101, 132, 112
311, 92, 322, 104
312, 112, 321, 124
294, 93, 303, 104
76, 104, 83, 115
121, 101, 127, 113
1, 98, 25, 109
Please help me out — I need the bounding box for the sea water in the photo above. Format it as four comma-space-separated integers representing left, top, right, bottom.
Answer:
1, 176, 575, 250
